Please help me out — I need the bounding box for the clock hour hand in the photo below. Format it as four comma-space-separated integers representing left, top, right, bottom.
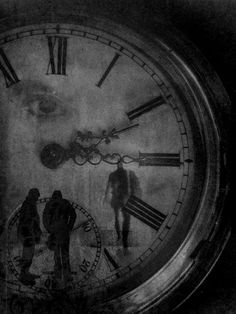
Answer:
40, 142, 183, 168
40, 123, 139, 169
71, 151, 182, 167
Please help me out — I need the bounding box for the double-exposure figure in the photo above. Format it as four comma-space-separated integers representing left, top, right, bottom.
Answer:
104, 162, 141, 249
43, 190, 76, 283
17, 188, 42, 285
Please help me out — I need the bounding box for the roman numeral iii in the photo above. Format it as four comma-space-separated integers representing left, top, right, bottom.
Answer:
0, 48, 20, 87
46, 36, 68, 75
139, 153, 181, 167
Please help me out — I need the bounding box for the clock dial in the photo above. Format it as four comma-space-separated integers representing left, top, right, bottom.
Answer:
0, 21, 228, 313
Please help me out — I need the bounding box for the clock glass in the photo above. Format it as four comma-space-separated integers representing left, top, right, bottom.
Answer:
0, 22, 225, 313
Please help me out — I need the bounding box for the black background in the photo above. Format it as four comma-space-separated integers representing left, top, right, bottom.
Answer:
163, 3, 236, 312
137, 1, 236, 313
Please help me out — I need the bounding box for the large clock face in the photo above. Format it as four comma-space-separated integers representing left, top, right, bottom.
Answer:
0, 22, 223, 312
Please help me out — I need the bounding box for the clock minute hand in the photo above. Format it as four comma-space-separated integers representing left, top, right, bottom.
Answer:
75, 123, 139, 148
111, 123, 139, 136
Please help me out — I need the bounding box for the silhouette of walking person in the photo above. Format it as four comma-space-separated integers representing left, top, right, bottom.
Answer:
17, 188, 41, 285
104, 162, 141, 250
43, 191, 76, 283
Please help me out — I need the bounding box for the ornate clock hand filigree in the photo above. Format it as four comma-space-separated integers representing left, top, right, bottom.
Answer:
72, 151, 140, 166
76, 123, 139, 144
74, 123, 139, 155
40, 123, 139, 168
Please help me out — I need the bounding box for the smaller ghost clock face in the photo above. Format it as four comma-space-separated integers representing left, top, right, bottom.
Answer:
0, 21, 226, 312
7, 198, 101, 294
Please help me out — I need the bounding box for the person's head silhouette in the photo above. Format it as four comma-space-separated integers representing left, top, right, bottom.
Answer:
52, 190, 62, 199
117, 161, 123, 169
27, 188, 40, 201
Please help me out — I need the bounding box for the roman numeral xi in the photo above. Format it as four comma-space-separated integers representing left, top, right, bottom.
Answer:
0, 48, 20, 88
47, 36, 68, 75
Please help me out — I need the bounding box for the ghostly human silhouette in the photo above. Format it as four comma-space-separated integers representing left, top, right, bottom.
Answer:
43, 191, 76, 282
104, 163, 141, 249
17, 188, 41, 285
0, 218, 5, 279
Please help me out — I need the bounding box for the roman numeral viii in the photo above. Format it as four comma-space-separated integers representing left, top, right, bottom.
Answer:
46, 36, 68, 75
124, 196, 166, 231
127, 96, 165, 120
0, 48, 20, 87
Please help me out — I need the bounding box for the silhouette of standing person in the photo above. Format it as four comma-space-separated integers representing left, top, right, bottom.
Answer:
0, 217, 5, 279
104, 162, 141, 249
17, 188, 41, 285
43, 191, 76, 283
